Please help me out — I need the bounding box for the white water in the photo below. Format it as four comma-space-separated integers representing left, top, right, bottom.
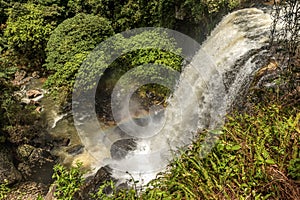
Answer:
74, 8, 273, 185
51, 112, 68, 129
110, 8, 272, 185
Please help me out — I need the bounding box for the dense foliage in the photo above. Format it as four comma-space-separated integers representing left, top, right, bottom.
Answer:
74, 29, 183, 94
0, 0, 299, 199
44, 13, 114, 93
4, 2, 61, 66
52, 163, 85, 200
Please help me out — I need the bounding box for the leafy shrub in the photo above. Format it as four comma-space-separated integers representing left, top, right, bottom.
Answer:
74, 29, 183, 100
288, 158, 300, 180
52, 163, 85, 200
44, 13, 114, 93
4, 2, 62, 66
0, 180, 10, 199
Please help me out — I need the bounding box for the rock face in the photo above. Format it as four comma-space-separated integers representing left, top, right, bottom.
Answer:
74, 166, 117, 200
0, 146, 22, 185
110, 138, 137, 160
5, 181, 47, 200
66, 144, 84, 155
16, 144, 55, 184
26, 89, 43, 98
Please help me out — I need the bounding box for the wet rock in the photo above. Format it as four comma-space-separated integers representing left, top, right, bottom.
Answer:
16, 144, 35, 161
28, 148, 52, 165
74, 166, 116, 200
35, 106, 43, 113
66, 144, 84, 155
61, 138, 71, 146
16, 144, 52, 163
5, 181, 47, 200
16, 144, 54, 182
12, 70, 26, 86
52, 137, 70, 148
110, 138, 137, 160
26, 89, 43, 98
0, 146, 22, 185
32, 71, 40, 79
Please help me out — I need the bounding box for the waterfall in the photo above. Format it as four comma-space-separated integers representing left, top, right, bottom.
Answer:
109, 8, 272, 185
74, 8, 273, 186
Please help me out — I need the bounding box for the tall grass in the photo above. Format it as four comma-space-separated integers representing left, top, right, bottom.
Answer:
44, 102, 299, 200
105, 103, 299, 199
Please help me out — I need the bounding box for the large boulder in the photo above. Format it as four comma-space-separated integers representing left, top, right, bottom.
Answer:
66, 144, 84, 155
74, 165, 116, 200
110, 138, 137, 160
16, 144, 55, 183
0, 146, 22, 185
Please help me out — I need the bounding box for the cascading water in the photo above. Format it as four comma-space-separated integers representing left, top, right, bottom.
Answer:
72, 8, 273, 186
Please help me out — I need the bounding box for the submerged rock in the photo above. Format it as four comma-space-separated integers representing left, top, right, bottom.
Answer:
66, 144, 84, 155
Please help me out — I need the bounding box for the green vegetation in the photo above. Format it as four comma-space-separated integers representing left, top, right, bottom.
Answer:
52, 163, 85, 200
74, 29, 183, 102
44, 13, 114, 93
41, 101, 299, 199
4, 2, 61, 67
0, 180, 10, 199
0, 0, 299, 199
1, 0, 242, 95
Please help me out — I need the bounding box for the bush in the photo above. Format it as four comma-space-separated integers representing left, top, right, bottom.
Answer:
74, 29, 183, 100
63, 0, 152, 31
52, 163, 85, 200
0, 180, 10, 199
44, 13, 114, 93
4, 2, 62, 67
